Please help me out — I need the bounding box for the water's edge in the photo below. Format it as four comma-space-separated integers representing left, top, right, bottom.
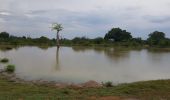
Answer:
0, 69, 102, 88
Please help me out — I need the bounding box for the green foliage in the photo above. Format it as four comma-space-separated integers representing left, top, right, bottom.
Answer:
0, 58, 9, 63
102, 81, 113, 87
149, 31, 165, 40
51, 23, 63, 32
93, 37, 105, 44
0, 32, 10, 38
147, 31, 166, 46
5, 65, 15, 73
37, 36, 50, 43
104, 28, 132, 42
0, 33, 55, 46
0, 28, 170, 47
72, 37, 92, 46
158, 39, 170, 47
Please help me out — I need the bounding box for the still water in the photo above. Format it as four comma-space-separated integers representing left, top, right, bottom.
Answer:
0, 46, 170, 84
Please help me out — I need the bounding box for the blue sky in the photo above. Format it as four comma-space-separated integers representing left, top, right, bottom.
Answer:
0, 0, 170, 39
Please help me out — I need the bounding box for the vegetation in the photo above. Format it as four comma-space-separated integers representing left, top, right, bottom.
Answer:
0, 32, 55, 46
104, 28, 132, 42
51, 23, 63, 47
0, 32, 10, 38
102, 81, 113, 87
0, 75, 170, 99
0, 27, 170, 47
0, 58, 9, 63
147, 31, 170, 47
5, 65, 15, 73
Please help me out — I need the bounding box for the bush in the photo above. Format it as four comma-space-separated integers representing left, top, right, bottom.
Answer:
103, 81, 113, 87
6, 65, 15, 73
62, 89, 70, 95
0, 58, 9, 63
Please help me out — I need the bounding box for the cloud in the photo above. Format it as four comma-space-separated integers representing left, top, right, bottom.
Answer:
0, 0, 170, 39
144, 15, 170, 23
0, 11, 11, 16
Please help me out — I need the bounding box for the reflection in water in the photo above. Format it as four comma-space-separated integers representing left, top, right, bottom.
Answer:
72, 46, 105, 53
103, 48, 130, 61
148, 48, 170, 53
1, 46, 170, 84
0, 45, 19, 52
72, 46, 91, 52
72, 46, 130, 61
37, 46, 49, 50
56, 47, 60, 70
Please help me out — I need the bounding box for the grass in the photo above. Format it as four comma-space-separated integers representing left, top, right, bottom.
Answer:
0, 75, 170, 100
5, 65, 15, 73
0, 58, 9, 63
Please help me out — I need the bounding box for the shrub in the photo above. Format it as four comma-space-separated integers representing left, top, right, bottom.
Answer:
6, 65, 15, 73
62, 90, 70, 95
103, 81, 113, 87
0, 58, 9, 63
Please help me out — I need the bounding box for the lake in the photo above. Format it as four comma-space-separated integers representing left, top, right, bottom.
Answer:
0, 46, 170, 84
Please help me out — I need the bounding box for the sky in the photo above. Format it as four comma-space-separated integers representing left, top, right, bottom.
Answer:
0, 0, 170, 39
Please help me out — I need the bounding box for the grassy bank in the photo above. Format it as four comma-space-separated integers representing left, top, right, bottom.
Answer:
0, 76, 170, 100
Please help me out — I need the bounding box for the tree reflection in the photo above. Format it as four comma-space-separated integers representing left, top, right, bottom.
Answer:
103, 48, 130, 62
0, 45, 18, 52
37, 46, 49, 50
72, 46, 104, 54
56, 47, 60, 70
71, 46, 131, 62
71, 46, 91, 52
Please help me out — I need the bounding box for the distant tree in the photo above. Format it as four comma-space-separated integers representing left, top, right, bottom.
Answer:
51, 23, 63, 47
158, 39, 170, 47
147, 31, 166, 45
104, 28, 132, 42
22, 36, 26, 39
0, 32, 10, 38
93, 37, 104, 44
39, 36, 49, 43
132, 37, 143, 44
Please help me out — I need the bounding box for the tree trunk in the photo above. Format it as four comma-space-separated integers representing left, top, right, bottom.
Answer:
56, 31, 60, 48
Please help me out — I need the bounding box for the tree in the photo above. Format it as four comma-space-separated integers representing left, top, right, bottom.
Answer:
0, 32, 10, 38
51, 23, 63, 47
147, 31, 165, 45
93, 37, 104, 44
38, 36, 49, 43
104, 28, 132, 42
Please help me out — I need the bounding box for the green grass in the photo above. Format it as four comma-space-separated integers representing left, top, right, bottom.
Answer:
0, 75, 170, 100
5, 65, 15, 73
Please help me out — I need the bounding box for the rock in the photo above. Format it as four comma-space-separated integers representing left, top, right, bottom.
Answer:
81, 80, 102, 88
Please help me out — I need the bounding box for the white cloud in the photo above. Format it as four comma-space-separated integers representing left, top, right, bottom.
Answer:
0, 0, 170, 39
0, 11, 11, 16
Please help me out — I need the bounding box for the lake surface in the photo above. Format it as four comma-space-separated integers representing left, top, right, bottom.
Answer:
1, 46, 170, 84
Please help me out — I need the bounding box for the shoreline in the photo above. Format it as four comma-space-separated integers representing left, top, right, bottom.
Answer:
1, 44, 170, 51
0, 69, 169, 88
0, 69, 102, 88
1, 70, 170, 99
1, 69, 170, 99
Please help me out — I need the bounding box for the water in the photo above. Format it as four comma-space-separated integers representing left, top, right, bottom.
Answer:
0, 46, 170, 84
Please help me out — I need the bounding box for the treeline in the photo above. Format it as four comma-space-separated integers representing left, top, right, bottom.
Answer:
0, 27, 170, 47
0, 32, 55, 46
